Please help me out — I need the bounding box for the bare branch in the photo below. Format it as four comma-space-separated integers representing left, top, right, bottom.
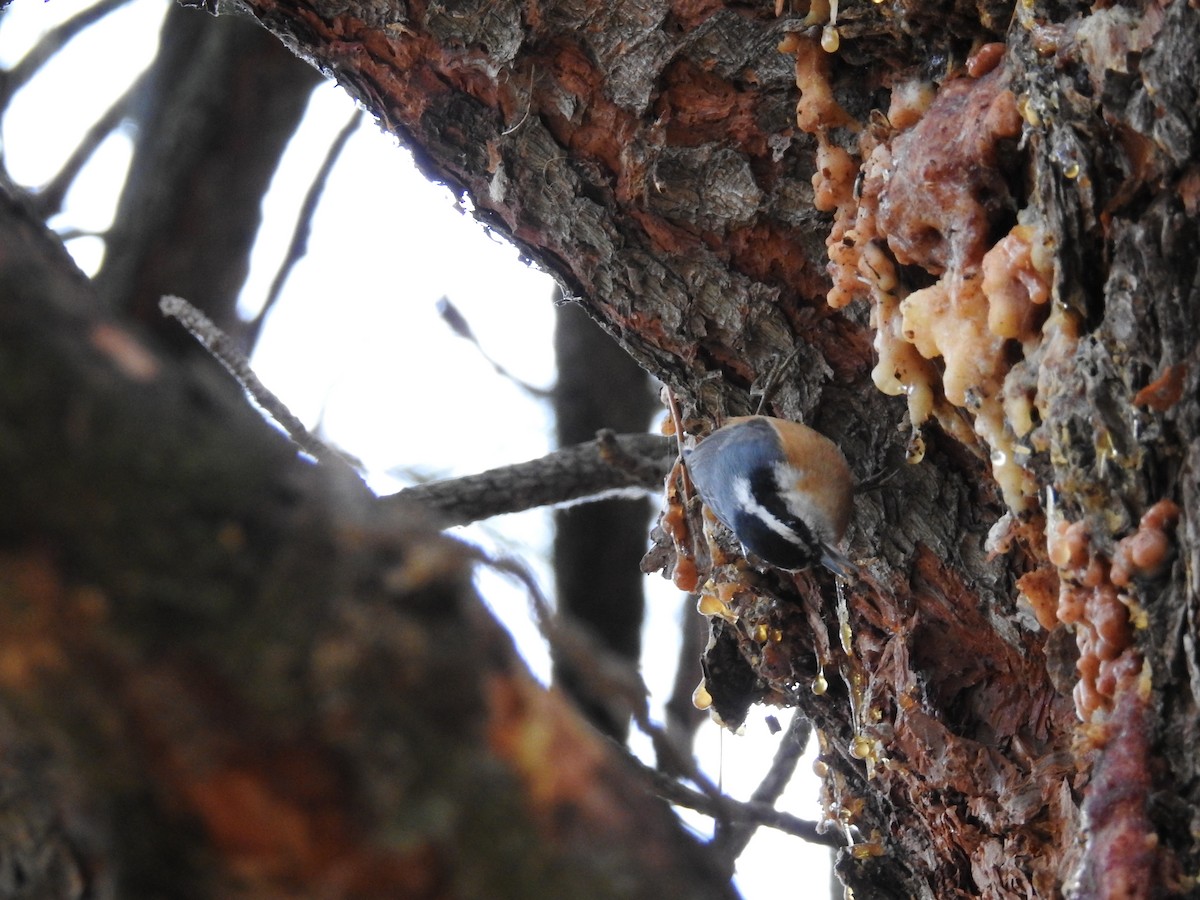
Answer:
627, 752, 843, 849
159, 294, 356, 474
246, 107, 364, 348
383, 431, 674, 525
166, 295, 672, 527
437, 295, 552, 399
29, 73, 144, 220
712, 710, 814, 865
0, 0, 133, 108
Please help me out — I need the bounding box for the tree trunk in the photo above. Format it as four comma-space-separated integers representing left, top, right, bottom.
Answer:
230, 0, 1200, 896
95, 4, 322, 347
552, 293, 656, 740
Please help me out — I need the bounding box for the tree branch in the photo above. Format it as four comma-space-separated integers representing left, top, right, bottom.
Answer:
27, 72, 142, 220
159, 294, 357, 473
246, 107, 364, 348
168, 287, 672, 526
627, 753, 842, 849
0, 0, 132, 108
383, 429, 674, 525
711, 710, 814, 866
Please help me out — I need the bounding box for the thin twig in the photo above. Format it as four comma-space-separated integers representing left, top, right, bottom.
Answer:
484, 550, 650, 709
631, 695, 731, 815
627, 751, 843, 848
480, 551, 703, 791
246, 108, 364, 348
712, 710, 814, 864
0, 0, 133, 107
159, 295, 356, 474
436, 296, 552, 399
663, 387, 690, 472
751, 343, 803, 415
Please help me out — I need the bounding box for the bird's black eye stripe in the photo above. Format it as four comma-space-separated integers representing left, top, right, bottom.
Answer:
731, 510, 819, 569
747, 465, 817, 549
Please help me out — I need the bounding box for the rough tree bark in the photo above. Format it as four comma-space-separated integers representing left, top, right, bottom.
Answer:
226, 0, 1199, 896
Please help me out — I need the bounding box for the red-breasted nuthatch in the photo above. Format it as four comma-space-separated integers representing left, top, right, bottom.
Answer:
684, 415, 856, 578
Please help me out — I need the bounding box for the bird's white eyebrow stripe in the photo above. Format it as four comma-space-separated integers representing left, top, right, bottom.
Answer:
731, 476, 808, 547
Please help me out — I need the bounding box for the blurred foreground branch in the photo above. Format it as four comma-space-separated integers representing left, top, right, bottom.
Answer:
0, 180, 738, 900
